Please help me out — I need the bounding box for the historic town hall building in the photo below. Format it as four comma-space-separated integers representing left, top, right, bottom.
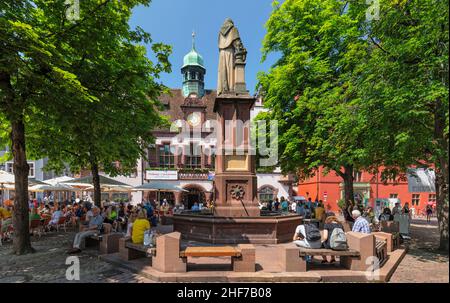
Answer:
141, 37, 295, 208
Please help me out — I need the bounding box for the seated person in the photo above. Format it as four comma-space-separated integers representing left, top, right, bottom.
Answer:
67, 207, 104, 254
292, 223, 322, 249
29, 208, 42, 222
80, 205, 93, 230
191, 202, 200, 212
48, 206, 63, 226
126, 208, 138, 237
103, 205, 118, 223
320, 216, 345, 263
39, 205, 52, 219
351, 210, 371, 234
131, 210, 150, 244
0, 206, 13, 235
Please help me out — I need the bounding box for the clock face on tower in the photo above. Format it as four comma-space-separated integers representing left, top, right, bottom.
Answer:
187, 112, 201, 127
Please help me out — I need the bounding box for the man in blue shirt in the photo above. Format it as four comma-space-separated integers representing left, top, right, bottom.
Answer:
352, 210, 371, 234
67, 207, 104, 254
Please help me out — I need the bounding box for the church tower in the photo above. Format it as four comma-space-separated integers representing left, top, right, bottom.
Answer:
181, 32, 206, 98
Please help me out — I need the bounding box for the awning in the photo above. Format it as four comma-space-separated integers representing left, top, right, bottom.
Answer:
293, 196, 306, 201
62, 175, 132, 188
134, 182, 188, 192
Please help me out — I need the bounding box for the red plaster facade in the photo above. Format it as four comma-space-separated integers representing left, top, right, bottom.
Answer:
297, 166, 436, 214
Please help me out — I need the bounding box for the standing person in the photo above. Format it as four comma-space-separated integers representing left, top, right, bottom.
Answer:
307, 198, 313, 210
402, 202, 411, 217
426, 205, 433, 223
343, 201, 355, 225
392, 202, 402, 216
267, 199, 273, 211
280, 197, 289, 213
303, 204, 312, 219
314, 202, 326, 224
290, 200, 297, 213
296, 201, 305, 216
274, 198, 280, 211
351, 210, 371, 234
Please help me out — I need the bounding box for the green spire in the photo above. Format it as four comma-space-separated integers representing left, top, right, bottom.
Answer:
182, 31, 204, 68
181, 32, 206, 97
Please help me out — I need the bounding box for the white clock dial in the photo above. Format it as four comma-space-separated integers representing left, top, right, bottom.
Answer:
187, 113, 201, 126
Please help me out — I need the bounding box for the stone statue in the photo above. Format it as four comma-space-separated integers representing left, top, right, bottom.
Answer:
217, 18, 247, 95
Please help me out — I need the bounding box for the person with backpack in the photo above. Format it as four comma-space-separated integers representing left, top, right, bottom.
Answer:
320, 216, 348, 263
378, 207, 394, 222
293, 222, 322, 249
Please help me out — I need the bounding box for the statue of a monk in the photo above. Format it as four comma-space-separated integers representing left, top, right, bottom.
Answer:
217, 18, 246, 95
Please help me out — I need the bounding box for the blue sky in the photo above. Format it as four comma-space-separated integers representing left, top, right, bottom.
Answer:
129, 0, 279, 95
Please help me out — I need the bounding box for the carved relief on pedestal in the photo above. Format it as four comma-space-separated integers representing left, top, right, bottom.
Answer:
227, 182, 247, 202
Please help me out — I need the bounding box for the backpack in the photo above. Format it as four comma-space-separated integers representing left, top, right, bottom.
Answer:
379, 213, 391, 221
330, 227, 348, 250
304, 223, 321, 242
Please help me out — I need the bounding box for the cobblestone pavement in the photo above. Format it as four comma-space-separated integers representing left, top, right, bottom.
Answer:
0, 230, 155, 283
389, 218, 449, 283
1, 219, 447, 283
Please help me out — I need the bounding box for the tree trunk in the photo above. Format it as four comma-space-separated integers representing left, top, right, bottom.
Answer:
91, 160, 101, 208
342, 165, 355, 206
11, 119, 34, 255
434, 97, 449, 252
436, 167, 449, 252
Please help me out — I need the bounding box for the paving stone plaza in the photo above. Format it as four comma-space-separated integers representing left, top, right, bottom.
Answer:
0, 218, 447, 283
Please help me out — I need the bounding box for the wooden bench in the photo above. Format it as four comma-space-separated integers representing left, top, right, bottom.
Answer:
119, 237, 156, 261
298, 247, 360, 257
180, 246, 241, 258
375, 239, 388, 266
151, 232, 256, 273
178, 245, 254, 272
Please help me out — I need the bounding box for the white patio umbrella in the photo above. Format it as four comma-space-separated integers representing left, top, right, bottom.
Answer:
0, 170, 15, 184
29, 183, 78, 192
43, 176, 74, 186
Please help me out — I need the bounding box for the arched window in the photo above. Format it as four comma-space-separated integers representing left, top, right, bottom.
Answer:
258, 186, 275, 203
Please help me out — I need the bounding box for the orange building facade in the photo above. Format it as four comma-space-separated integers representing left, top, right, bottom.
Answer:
297, 166, 436, 214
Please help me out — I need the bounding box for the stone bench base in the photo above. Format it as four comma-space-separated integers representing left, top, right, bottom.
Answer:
83, 233, 123, 254
280, 232, 377, 272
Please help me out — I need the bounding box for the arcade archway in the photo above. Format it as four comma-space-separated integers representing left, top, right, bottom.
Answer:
182, 185, 206, 209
